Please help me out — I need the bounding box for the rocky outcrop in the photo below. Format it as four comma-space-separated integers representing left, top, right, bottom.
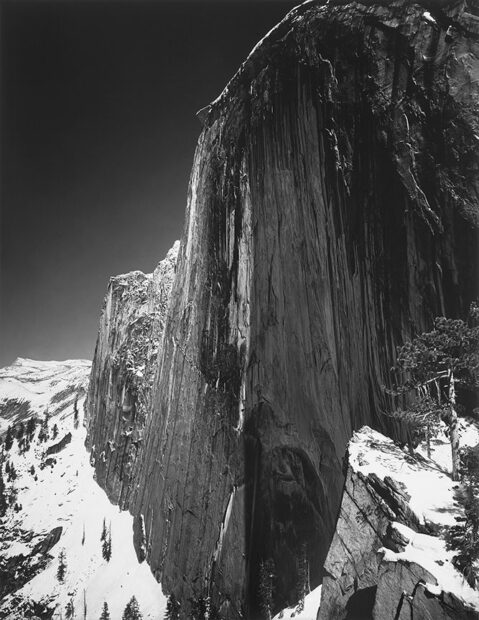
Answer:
86, 1, 479, 617
85, 242, 179, 506
318, 427, 479, 620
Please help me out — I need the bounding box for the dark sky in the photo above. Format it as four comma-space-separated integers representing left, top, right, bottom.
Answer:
0, 0, 297, 367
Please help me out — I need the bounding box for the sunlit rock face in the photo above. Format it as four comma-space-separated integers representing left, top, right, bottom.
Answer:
86, 0, 478, 617
85, 242, 179, 507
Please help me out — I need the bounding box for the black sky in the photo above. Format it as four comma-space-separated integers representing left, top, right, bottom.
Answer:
0, 0, 297, 367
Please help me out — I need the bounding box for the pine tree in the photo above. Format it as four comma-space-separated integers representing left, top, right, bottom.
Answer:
38, 411, 50, 444
65, 597, 75, 618
190, 596, 207, 620
100, 518, 107, 542
100, 601, 111, 620
295, 543, 309, 613
387, 303, 479, 480
4, 426, 13, 451
164, 594, 180, 619
52, 424, 59, 440
102, 525, 112, 562
0, 463, 8, 518
16, 422, 24, 440
26, 416, 37, 439
73, 396, 80, 429
122, 595, 142, 620
446, 445, 479, 587
82, 522, 85, 546
57, 549, 67, 582
258, 559, 275, 620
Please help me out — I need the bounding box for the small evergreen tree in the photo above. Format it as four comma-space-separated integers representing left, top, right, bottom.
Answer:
65, 597, 75, 618
258, 559, 275, 620
26, 416, 37, 438
7, 464, 17, 482
73, 396, 80, 429
100, 601, 111, 620
52, 424, 59, 440
102, 525, 112, 562
16, 422, 24, 440
122, 595, 142, 620
81, 523, 85, 546
38, 411, 50, 444
446, 445, 479, 587
295, 543, 309, 613
4, 426, 13, 451
0, 464, 8, 517
190, 596, 207, 620
164, 594, 180, 620
57, 549, 67, 582
387, 303, 479, 480
100, 518, 107, 542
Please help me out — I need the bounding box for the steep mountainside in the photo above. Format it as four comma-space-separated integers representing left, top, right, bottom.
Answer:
0, 359, 90, 435
86, 242, 179, 507
0, 359, 166, 620
86, 1, 479, 617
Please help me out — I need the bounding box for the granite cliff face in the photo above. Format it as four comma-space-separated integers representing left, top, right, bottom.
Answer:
86, 1, 479, 617
85, 242, 179, 507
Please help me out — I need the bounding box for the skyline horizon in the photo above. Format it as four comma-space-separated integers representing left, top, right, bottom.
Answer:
0, 0, 298, 368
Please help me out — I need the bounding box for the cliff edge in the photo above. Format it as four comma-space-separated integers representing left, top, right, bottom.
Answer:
86, 0, 479, 617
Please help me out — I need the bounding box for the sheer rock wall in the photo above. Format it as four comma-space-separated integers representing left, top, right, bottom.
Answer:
86, 1, 479, 617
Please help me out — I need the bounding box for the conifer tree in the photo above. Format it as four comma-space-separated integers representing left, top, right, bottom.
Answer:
57, 549, 67, 583
16, 422, 24, 440
258, 559, 275, 620
102, 524, 112, 562
101, 518, 107, 542
122, 595, 142, 620
100, 601, 111, 620
74, 396, 80, 429
4, 426, 13, 451
387, 303, 479, 480
0, 463, 8, 518
164, 594, 180, 619
26, 416, 37, 439
65, 597, 75, 618
52, 423, 59, 440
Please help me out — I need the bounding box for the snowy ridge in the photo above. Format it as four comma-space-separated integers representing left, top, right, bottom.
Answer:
0, 359, 91, 435
349, 425, 479, 611
0, 360, 166, 619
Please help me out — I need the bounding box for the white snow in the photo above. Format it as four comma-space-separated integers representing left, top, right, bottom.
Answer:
423, 10, 437, 24
349, 426, 459, 527
0, 359, 167, 619
273, 585, 322, 620
381, 522, 479, 610
350, 425, 479, 611
0, 358, 91, 434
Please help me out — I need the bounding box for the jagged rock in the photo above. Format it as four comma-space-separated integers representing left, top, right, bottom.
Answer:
86, 0, 479, 617
85, 242, 179, 506
318, 427, 479, 620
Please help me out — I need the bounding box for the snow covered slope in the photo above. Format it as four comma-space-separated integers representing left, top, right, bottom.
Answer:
0, 359, 167, 619
0, 358, 91, 435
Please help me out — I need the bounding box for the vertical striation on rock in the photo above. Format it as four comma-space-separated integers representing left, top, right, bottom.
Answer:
85, 242, 179, 508
86, 1, 479, 617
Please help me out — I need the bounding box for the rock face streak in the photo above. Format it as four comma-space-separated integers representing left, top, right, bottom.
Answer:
86, 1, 479, 617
